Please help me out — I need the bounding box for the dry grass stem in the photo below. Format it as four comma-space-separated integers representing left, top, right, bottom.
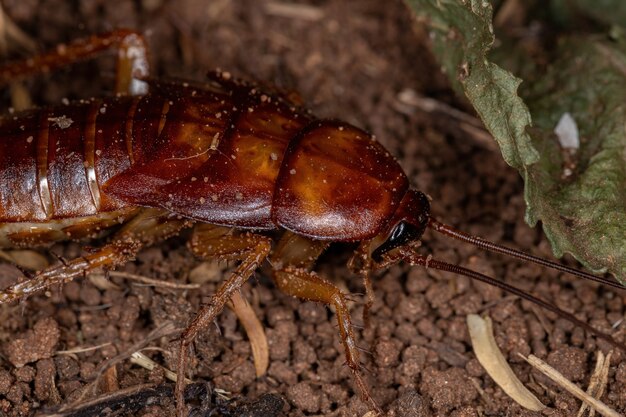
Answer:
395, 89, 498, 151
56, 342, 112, 356
93, 271, 201, 289
0, 4, 36, 55
576, 351, 612, 417
0, 5, 35, 111
71, 322, 180, 404
520, 353, 620, 417
264, 2, 324, 21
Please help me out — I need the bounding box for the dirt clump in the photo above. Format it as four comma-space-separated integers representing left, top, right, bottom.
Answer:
5, 317, 60, 368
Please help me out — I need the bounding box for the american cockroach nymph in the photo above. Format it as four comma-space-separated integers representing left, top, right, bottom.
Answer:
0, 30, 622, 416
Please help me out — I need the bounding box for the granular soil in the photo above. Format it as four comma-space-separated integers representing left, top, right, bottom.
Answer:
0, 1, 625, 416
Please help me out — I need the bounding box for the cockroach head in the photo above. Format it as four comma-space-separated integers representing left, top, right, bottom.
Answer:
371, 189, 430, 262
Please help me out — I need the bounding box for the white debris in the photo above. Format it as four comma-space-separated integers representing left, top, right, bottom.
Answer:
48, 115, 74, 129
555, 112, 579, 150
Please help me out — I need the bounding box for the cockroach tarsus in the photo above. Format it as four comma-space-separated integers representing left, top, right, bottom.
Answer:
0, 30, 623, 416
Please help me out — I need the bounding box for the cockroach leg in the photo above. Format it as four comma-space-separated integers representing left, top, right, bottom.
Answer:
271, 234, 382, 415
0, 209, 188, 304
176, 224, 272, 417
0, 29, 149, 95
187, 224, 272, 262
272, 266, 381, 414
348, 242, 376, 326
361, 270, 375, 325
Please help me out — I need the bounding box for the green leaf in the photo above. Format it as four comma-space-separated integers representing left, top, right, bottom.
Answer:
405, 0, 626, 283
524, 37, 626, 282
550, 0, 626, 28
406, 0, 539, 171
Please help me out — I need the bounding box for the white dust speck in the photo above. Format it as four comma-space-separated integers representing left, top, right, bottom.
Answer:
48, 115, 74, 129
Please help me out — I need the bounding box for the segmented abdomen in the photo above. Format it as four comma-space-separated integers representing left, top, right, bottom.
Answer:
104, 80, 313, 229
0, 78, 408, 243
0, 96, 136, 222
105, 79, 408, 240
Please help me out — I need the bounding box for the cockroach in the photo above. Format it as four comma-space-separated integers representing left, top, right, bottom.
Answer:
0, 30, 623, 416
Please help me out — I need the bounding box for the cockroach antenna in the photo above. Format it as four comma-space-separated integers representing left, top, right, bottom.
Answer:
428, 217, 624, 289
421, 217, 626, 352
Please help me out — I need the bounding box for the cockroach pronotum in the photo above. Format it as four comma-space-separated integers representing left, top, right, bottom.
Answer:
0, 30, 623, 416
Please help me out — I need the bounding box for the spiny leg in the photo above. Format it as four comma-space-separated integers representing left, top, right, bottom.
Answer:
176, 224, 272, 417
0, 29, 149, 95
270, 233, 382, 414
348, 241, 376, 326
0, 208, 189, 304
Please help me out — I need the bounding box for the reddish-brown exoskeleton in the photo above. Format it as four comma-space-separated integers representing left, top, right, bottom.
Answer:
0, 30, 623, 416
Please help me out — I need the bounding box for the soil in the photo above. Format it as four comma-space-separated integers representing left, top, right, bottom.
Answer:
0, 1, 625, 416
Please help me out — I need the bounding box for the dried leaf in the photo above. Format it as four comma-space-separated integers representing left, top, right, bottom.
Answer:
228, 291, 269, 377
467, 314, 545, 412
0, 249, 49, 271
189, 261, 225, 283
101, 365, 119, 393
130, 351, 190, 384
87, 274, 121, 291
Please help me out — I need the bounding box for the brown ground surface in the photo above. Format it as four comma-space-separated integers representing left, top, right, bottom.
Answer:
0, 1, 625, 416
